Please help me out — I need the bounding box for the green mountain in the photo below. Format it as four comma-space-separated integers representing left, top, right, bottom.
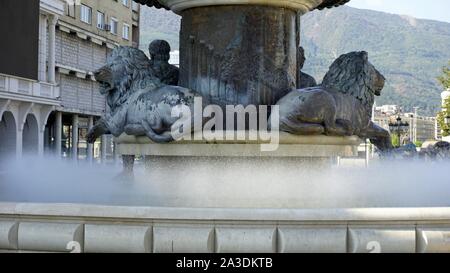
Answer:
140, 5, 450, 115
301, 6, 450, 116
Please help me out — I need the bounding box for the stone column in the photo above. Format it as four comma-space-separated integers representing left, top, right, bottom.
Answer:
38, 14, 48, 82
122, 155, 135, 176
365, 139, 370, 167
16, 130, 23, 160
179, 6, 297, 110
101, 135, 107, 163
38, 127, 45, 158
87, 116, 94, 163
72, 114, 78, 160
113, 141, 120, 164
47, 15, 58, 84
55, 111, 62, 157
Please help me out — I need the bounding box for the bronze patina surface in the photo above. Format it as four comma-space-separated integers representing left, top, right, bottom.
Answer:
179, 6, 297, 109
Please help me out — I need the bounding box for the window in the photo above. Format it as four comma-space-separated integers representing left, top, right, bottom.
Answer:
97, 11, 105, 29
67, 3, 76, 18
110, 18, 118, 35
80, 4, 92, 24
122, 24, 130, 40
122, 0, 129, 7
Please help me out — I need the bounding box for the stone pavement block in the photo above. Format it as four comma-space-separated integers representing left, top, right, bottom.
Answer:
153, 226, 214, 253
278, 227, 347, 253
85, 224, 152, 253
0, 221, 18, 250
18, 222, 84, 252
348, 227, 415, 253
417, 228, 450, 253
216, 227, 276, 253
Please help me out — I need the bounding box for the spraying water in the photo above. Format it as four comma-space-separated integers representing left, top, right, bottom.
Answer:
0, 156, 449, 209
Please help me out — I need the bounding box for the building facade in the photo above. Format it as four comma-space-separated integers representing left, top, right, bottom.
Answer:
441, 89, 450, 142
0, 0, 64, 164
52, 0, 140, 162
375, 105, 401, 117
0, 0, 140, 164
373, 106, 438, 145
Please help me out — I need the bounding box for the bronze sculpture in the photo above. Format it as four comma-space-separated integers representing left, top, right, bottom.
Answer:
148, 39, 179, 86
88, 47, 393, 152
86, 46, 204, 145
87, 39, 395, 178
420, 141, 450, 160
274, 51, 393, 152
297, 46, 317, 89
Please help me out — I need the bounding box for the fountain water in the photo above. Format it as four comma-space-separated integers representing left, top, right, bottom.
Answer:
1, 156, 450, 209
1, 0, 449, 253
1, 155, 450, 253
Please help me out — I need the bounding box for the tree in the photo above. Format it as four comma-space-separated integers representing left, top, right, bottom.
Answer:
437, 62, 450, 137
438, 62, 450, 90
437, 99, 450, 137
391, 134, 400, 147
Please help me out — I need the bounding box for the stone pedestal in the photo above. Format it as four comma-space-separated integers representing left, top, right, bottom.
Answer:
117, 132, 360, 157
115, 132, 361, 175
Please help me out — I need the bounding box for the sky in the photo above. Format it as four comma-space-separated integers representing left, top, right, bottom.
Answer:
347, 0, 450, 23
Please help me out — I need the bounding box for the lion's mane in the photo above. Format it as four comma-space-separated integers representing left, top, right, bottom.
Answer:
106, 47, 163, 111
322, 51, 379, 109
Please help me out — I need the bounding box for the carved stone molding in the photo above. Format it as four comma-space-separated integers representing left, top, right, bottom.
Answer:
135, 0, 350, 14
1, 204, 450, 253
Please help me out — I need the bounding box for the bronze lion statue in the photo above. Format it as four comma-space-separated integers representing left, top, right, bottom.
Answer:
273, 51, 393, 152
86, 46, 205, 144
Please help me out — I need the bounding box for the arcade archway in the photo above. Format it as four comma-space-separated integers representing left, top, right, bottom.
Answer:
0, 111, 17, 159
22, 114, 39, 156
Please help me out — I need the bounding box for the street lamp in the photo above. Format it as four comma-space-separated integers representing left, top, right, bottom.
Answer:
389, 116, 410, 148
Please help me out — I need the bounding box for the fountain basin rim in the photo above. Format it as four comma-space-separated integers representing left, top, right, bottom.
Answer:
157, 0, 330, 14
1, 202, 450, 222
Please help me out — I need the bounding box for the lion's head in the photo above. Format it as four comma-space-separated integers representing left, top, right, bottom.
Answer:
322, 51, 385, 107
94, 46, 162, 110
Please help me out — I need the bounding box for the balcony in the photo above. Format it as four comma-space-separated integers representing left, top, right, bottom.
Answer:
132, 11, 140, 23
0, 73, 60, 104
132, 1, 140, 12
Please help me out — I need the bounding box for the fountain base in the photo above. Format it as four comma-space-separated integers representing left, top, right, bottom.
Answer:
1, 203, 450, 253
116, 132, 361, 161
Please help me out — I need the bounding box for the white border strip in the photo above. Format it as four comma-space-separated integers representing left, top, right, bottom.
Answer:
1, 203, 450, 222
